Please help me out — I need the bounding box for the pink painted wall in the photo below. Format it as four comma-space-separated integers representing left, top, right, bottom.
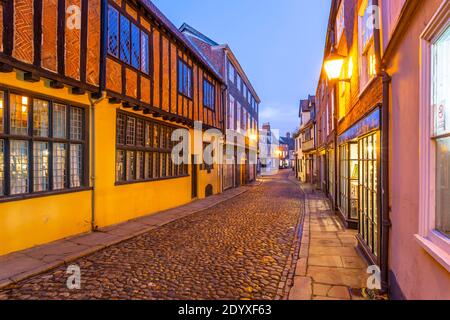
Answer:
385, 0, 450, 300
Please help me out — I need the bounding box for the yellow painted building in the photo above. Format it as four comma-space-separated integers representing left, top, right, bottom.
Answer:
0, 0, 224, 256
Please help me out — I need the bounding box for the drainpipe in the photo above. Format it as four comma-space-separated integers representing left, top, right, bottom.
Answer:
372, 0, 391, 294
88, 91, 107, 231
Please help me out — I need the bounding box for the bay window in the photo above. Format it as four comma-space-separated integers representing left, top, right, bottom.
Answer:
418, 1, 450, 271
0, 90, 87, 199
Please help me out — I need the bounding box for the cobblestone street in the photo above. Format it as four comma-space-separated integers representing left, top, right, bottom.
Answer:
0, 171, 304, 300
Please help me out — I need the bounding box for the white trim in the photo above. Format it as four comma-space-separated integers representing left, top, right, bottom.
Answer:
417, 0, 450, 271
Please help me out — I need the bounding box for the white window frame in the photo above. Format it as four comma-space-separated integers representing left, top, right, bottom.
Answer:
417, 0, 450, 272
358, 0, 377, 92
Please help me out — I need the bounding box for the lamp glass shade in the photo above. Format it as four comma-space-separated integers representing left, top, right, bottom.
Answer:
324, 57, 345, 80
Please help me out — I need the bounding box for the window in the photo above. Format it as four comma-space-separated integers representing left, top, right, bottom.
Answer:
228, 95, 235, 130
107, 6, 119, 57
236, 102, 241, 131
237, 75, 242, 92
228, 63, 235, 83
107, 5, 150, 74
201, 142, 214, 172
120, 14, 131, 64
203, 79, 215, 110
178, 59, 193, 99
358, 133, 379, 257
358, 0, 377, 89
131, 23, 140, 69
141, 33, 149, 74
418, 2, 450, 271
116, 111, 187, 183
336, 1, 345, 45
339, 143, 359, 221
0, 91, 87, 198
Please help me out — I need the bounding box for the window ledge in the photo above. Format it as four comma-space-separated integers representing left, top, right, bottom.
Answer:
358, 76, 378, 99
414, 234, 450, 272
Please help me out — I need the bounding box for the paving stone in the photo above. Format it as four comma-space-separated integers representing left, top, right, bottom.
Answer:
295, 258, 308, 276
309, 246, 359, 257
313, 283, 331, 296
328, 286, 351, 300
307, 266, 368, 288
289, 277, 312, 300
308, 256, 344, 268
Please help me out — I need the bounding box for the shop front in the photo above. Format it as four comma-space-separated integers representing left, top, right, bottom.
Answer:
338, 107, 381, 262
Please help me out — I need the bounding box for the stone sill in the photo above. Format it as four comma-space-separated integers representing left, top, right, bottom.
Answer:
414, 234, 450, 272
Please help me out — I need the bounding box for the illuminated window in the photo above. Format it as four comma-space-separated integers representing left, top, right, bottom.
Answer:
358, 0, 377, 89
0, 91, 87, 198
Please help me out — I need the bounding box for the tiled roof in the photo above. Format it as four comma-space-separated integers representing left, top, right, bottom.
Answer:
138, 0, 224, 83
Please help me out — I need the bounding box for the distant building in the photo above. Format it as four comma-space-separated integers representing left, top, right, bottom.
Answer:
259, 123, 279, 175
296, 96, 317, 184
180, 24, 260, 190
279, 132, 295, 169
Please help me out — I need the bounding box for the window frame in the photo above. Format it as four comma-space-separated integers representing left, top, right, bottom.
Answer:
358, 0, 377, 92
0, 87, 89, 203
417, 1, 450, 272
107, 2, 151, 75
203, 79, 215, 110
177, 58, 193, 100
115, 110, 189, 185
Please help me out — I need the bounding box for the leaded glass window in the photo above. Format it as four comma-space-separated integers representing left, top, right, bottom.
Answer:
10, 140, 29, 195
70, 107, 84, 140
33, 99, 49, 137
141, 32, 149, 74
53, 143, 67, 190
120, 15, 131, 64
131, 23, 140, 69
33, 142, 49, 192
108, 5, 119, 57
10, 94, 29, 136
53, 103, 67, 139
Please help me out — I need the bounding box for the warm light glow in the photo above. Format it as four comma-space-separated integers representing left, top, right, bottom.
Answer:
21, 96, 29, 106
250, 134, 258, 141
325, 58, 345, 80
348, 57, 353, 78
0, 100, 3, 109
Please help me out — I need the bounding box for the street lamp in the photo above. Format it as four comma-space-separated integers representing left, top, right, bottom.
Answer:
324, 51, 350, 82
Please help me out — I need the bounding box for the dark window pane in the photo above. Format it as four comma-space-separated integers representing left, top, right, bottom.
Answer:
126, 151, 135, 181
145, 122, 152, 147
126, 117, 136, 145
70, 144, 83, 188
10, 94, 29, 136
160, 126, 166, 149
53, 103, 67, 139
145, 152, 152, 179
33, 142, 49, 192
131, 23, 140, 69
178, 60, 192, 98
153, 124, 159, 148
70, 107, 84, 140
108, 5, 119, 57
117, 113, 126, 144
33, 99, 49, 137
120, 15, 131, 64
116, 150, 126, 182
141, 32, 149, 74
136, 151, 144, 180
53, 143, 67, 190
10, 140, 29, 195
136, 119, 144, 147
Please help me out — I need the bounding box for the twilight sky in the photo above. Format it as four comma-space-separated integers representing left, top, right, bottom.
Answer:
152, 0, 331, 135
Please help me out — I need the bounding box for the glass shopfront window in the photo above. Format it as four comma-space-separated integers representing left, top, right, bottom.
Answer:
358, 132, 379, 257
432, 25, 450, 238
339, 143, 359, 222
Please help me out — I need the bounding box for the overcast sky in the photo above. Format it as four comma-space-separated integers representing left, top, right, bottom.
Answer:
152, 0, 331, 135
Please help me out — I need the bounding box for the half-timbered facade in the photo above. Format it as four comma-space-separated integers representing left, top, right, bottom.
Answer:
0, 0, 224, 256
